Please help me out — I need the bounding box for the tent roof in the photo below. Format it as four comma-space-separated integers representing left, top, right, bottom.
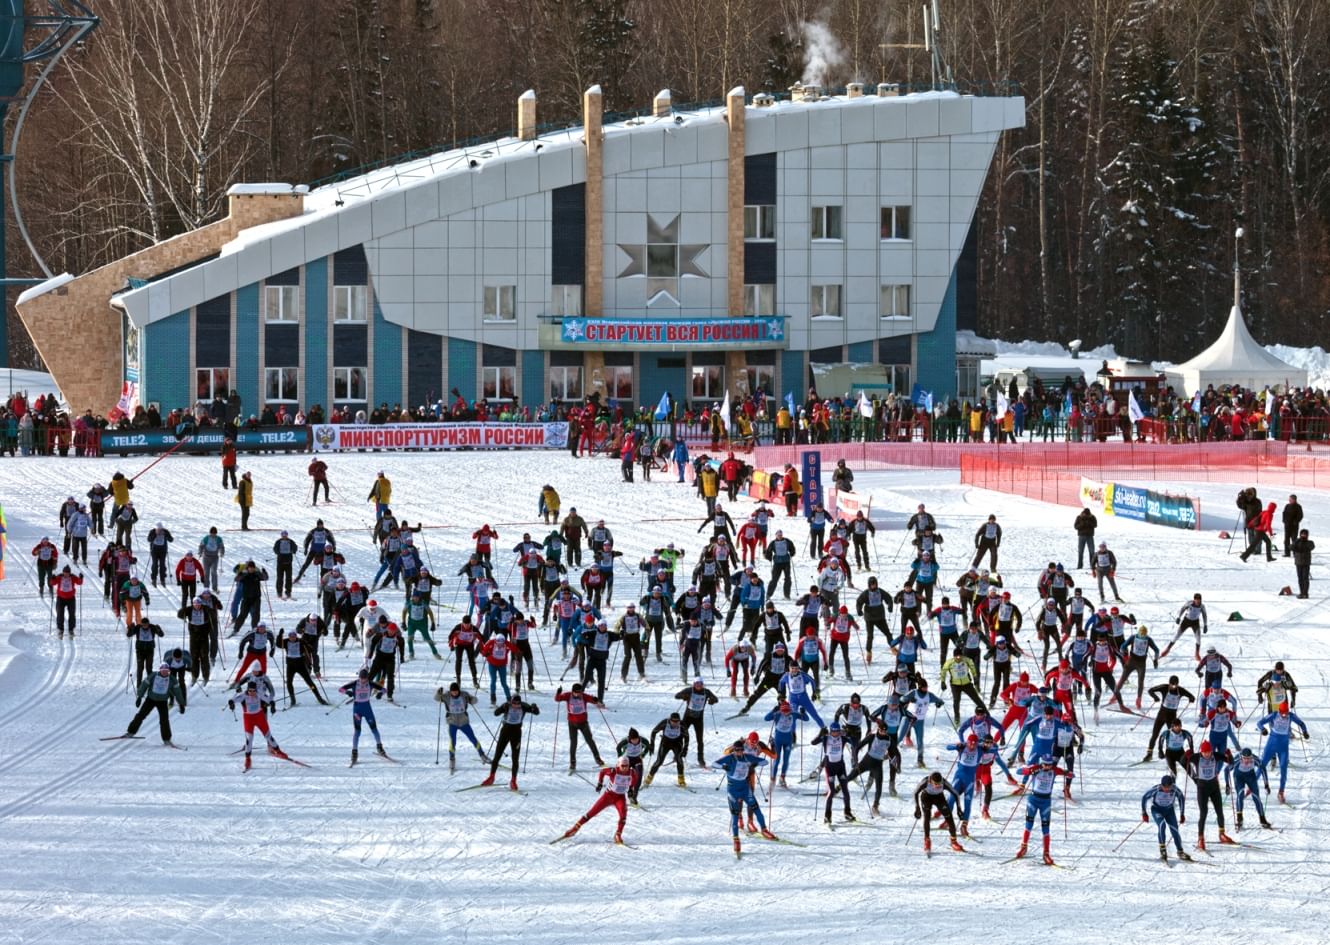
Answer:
1174, 303, 1301, 374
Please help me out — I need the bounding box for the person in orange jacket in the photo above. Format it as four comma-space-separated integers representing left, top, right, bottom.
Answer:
221, 439, 238, 489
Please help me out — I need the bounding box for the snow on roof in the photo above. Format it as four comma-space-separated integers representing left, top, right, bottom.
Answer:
226, 183, 308, 197
15, 272, 74, 305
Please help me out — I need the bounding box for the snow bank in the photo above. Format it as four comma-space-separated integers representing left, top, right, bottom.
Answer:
1265, 344, 1330, 390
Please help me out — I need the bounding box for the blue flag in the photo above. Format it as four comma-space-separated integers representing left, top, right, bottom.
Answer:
653, 390, 670, 420
1191, 389, 1202, 413
910, 383, 933, 413
1063, 389, 1073, 414
785, 391, 796, 415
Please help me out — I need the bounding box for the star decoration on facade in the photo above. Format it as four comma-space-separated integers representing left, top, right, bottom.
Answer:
616, 213, 708, 307
561, 319, 585, 342
764, 318, 784, 341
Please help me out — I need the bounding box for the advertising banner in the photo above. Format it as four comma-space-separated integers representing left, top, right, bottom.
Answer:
311, 423, 568, 452
1144, 490, 1200, 530
100, 427, 309, 455
1091, 478, 1198, 531
559, 316, 786, 347
828, 488, 872, 520
801, 452, 823, 517
1079, 477, 1107, 512
1107, 483, 1148, 522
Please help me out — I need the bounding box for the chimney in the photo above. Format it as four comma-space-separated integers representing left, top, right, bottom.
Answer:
518, 89, 537, 141
877, 82, 898, 97
846, 82, 864, 98
653, 89, 672, 117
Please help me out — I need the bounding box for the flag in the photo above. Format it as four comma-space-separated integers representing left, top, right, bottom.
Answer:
1064, 389, 1073, 414
653, 390, 670, 421
719, 389, 732, 431
785, 391, 796, 416
857, 391, 873, 418
997, 392, 1009, 418
0, 502, 7, 582
1265, 388, 1275, 417
1191, 389, 1202, 413
1127, 389, 1145, 423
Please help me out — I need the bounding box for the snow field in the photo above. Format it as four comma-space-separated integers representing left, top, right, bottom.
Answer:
0, 451, 1326, 943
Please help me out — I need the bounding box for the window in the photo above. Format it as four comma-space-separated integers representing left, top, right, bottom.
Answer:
552, 285, 583, 316
195, 367, 229, 402
483, 285, 516, 321
811, 205, 843, 240
885, 364, 912, 394
333, 366, 367, 401
691, 364, 725, 400
744, 205, 775, 241
604, 366, 633, 401
265, 367, 299, 403
333, 285, 368, 323
743, 283, 775, 317
880, 283, 911, 318
956, 361, 979, 400
483, 366, 517, 401
550, 365, 583, 401
264, 285, 300, 323
745, 364, 774, 399
810, 284, 842, 319
880, 205, 912, 240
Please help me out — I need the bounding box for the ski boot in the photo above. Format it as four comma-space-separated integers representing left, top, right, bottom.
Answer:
1278, 790, 1286, 804
376, 744, 388, 757
733, 837, 742, 855
823, 815, 832, 825
563, 821, 582, 840
614, 832, 624, 845
779, 776, 788, 788
870, 805, 881, 818
949, 837, 965, 852
449, 753, 457, 774
1197, 836, 1206, 852
747, 816, 758, 834
351, 748, 358, 765
1218, 831, 1237, 845
478, 750, 490, 765
959, 820, 970, 839
244, 753, 252, 771
1015, 829, 1030, 859
1176, 849, 1193, 861
269, 745, 288, 760
1042, 837, 1054, 866
760, 828, 778, 841
677, 774, 687, 787
1260, 818, 1274, 829
643, 773, 654, 788
923, 837, 932, 853
1141, 749, 1153, 764
480, 774, 495, 787
843, 811, 857, 823
1159, 843, 1169, 862
1235, 812, 1243, 831
981, 806, 991, 820
509, 778, 519, 792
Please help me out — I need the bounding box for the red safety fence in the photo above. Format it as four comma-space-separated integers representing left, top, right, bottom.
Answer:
41, 427, 102, 457
958, 457, 1085, 507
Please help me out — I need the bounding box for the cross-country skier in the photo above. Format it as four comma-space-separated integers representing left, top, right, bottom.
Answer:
913, 771, 965, 853
1013, 754, 1072, 864
1142, 775, 1192, 862
712, 740, 776, 855
227, 677, 289, 770
123, 663, 183, 744
433, 682, 490, 772
481, 694, 538, 790
338, 668, 388, 765
1257, 702, 1310, 802
559, 756, 638, 845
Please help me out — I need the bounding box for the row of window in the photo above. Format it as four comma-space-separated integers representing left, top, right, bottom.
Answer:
195, 362, 797, 407
743, 282, 911, 319
745, 204, 913, 242
264, 284, 368, 324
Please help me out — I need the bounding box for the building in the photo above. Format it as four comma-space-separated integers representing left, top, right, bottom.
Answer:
16, 83, 1024, 416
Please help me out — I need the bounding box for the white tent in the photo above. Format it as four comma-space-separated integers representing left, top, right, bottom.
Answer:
1166, 268, 1307, 394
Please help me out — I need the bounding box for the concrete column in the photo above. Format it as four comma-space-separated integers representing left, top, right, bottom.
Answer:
583, 86, 604, 318
518, 90, 537, 141
726, 350, 748, 401
653, 89, 672, 117
584, 351, 607, 399
726, 86, 745, 318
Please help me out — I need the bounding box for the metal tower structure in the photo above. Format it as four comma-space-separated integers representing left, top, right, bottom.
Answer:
0, 1, 99, 366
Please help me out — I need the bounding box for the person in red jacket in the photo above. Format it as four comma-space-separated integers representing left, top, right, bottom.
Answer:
49, 565, 83, 637
472, 524, 498, 565
221, 439, 238, 489
480, 630, 512, 704
307, 458, 330, 505
719, 452, 744, 502
559, 756, 638, 844
1240, 502, 1277, 562
999, 671, 1037, 735
31, 537, 59, 596
174, 551, 202, 609
736, 519, 762, 566
554, 682, 605, 772
447, 616, 482, 688
1044, 660, 1088, 725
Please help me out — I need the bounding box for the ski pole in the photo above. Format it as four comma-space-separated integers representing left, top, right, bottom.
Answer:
596, 704, 617, 745
435, 695, 444, 765
1112, 818, 1147, 852
551, 700, 562, 766
325, 697, 353, 716
522, 717, 532, 775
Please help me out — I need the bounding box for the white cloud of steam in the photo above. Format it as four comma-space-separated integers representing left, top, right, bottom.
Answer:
800, 20, 845, 87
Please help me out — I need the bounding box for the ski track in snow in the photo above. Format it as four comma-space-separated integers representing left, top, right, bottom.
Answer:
0, 452, 1327, 942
